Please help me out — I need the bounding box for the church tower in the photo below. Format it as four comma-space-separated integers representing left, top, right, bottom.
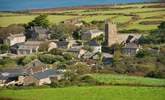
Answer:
105, 19, 118, 47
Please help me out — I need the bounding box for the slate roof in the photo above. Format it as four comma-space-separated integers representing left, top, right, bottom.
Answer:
118, 34, 142, 43
123, 43, 139, 49
0, 68, 25, 80
32, 69, 60, 80
30, 26, 49, 34
18, 41, 43, 50
88, 40, 100, 46
24, 59, 46, 74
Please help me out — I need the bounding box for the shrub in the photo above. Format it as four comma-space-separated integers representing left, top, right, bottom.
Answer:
38, 54, 56, 64
22, 54, 37, 65
49, 48, 63, 55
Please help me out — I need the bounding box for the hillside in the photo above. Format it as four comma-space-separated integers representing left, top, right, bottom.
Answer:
0, 3, 164, 32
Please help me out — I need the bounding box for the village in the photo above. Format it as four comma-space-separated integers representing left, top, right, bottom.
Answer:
0, 14, 144, 87
0, 12, 164, 88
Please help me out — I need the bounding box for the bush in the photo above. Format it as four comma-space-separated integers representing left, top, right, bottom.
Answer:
22, 55, 37, 65
136, 49, 150, 58
39, 54, 56, 64
146, 70, 165, 79
49, 48, 63, 55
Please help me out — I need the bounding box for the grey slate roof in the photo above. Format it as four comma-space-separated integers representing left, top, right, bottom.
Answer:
32, 69, 60, 80
123, 43, 139, 49
88, 40, 100, 46
0, 68, 25, 80
31, 26, 49, 34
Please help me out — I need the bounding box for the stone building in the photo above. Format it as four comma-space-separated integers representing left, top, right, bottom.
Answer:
105, 20, 118, 47
27, 26, 49, 40
81, 29, 104, 40
17, 41, 42, 55
23, 69, 62, 86
4, 33, 26, 46
104, 19, 142, 47
11, 41, 57, 55
121, 43, 141, 56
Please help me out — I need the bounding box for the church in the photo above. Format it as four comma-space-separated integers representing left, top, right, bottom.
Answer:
104, 19, 142, 56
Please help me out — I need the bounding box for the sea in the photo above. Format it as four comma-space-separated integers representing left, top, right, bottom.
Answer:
0, 0, 159, 11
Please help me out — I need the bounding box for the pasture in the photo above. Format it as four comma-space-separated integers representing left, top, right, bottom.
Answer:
0, 3, 165, 31
0, 86, 165, 100
91, 74, 165, 86
0, 15, 76, 27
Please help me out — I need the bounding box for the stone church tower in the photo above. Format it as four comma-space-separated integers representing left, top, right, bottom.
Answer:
105, 19, 118, 47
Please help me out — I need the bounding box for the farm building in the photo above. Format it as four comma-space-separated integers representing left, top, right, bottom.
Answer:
81, 29, 104, 40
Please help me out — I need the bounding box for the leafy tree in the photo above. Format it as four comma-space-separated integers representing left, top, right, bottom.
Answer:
158, 21, 165, 30
136, 49, 150, 58
39, 54, 56, 64
92, 34, 104, 44
22, 55, 37, 65
50, 23, 75, 40
0, 44, 9, 54
38, 54, 65, 64
0, 24, 25, 37
0, 57, 17, 68
38, 42, 49, 52
140, 21, 165, 44
72, 27, 83, 40
63, 53, 74, 60
28, 14, 49, 28
68, 62, 90, 75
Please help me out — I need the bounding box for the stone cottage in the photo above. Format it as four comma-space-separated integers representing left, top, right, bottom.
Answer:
121, 43, 141, 56
23, 69, 62, 86
81, 29, 104, 40
4, 33, 26, 46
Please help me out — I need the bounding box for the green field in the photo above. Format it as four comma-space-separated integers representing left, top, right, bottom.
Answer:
0, 3, 165, 31
0, 15, 76, 27
91, 74, 165, 86
0, 86, 165, 100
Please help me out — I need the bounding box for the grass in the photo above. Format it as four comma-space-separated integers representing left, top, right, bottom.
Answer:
0, 3, 164, 31
91, 74, 165, 86
0, 86, 165, 100
0, 15, 76, 27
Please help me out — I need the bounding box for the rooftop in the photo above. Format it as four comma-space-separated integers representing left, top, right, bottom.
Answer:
85, 29, 103, 35
123, 43, 139, 49
32, 69, 60, 79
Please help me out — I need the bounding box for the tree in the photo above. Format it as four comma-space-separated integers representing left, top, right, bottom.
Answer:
38, 42, 49, 52
158, 21, 165, 30
72, 27, 82, 40
22, 55, 37, 65
0, 44, 9, 54
68, 62, 90, 75
92, 34, 104, 45
38, 54, 56, 64
50, 23, 76, 40
28, 14, 49, 28
0, 24, 25, 37
38, 54, 65, 64
136, 49, 150, 58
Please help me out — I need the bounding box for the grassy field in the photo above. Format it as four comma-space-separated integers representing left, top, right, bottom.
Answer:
0, 3, 165, 31
0, 15, 76, 27
91, 74, 165, 86
0, 86, 165, 100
